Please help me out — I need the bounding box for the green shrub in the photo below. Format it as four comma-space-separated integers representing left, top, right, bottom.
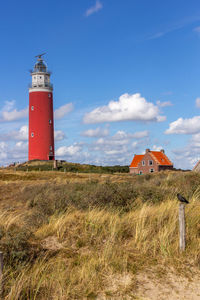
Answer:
0, 226, 39, 268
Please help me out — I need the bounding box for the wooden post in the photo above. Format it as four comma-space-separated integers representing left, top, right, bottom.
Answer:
54, 160, 58, 169
0, 252, 3, 298
179, 203, 186, 251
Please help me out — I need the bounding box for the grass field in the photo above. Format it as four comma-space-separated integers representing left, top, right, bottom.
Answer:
0, 167, 200, 299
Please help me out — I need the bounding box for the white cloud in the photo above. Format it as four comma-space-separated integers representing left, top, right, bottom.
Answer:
54, 130, 66, 141
81, 127, 109, 137
113, 130, 149, 140
0, 100, 28, 122
96, 137, 128, 146
0, 125, 28, 141
172, 144, 200, 170
171, 129, 200, 169
85, 0, 103, 17
13, 125, 28, 141
165, 116, 200, 135
86, 129, 149, 165
104, 147, 127, 156
148, 16, 200, 40
14, 141, 28, 152
54, 103, 73, 120
0, 140, 28, 165
152, 145, 163, 151
93, 130, 149, 150
56, 144, 81, 157
0, 142, 8, 160
3, 100, 15, 111
196, 98, 200, 108
156, 100, 173, 107
191, 133, 200, 145
83, 93, 165, 124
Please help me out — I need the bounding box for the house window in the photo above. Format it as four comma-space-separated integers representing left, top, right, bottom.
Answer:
142, 161, 145, 166
49, 120, 52, 124
149, 160, 153, 165
139, 171, 143, 175
31, 106, 34, 111
150, 168, 154, 173
50, 146, 52, 150
31, 132, 34, 137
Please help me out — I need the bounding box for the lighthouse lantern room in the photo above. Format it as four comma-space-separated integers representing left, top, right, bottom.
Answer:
28, 54, 55, 161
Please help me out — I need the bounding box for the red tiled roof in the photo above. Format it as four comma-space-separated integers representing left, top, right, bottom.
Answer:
130, 155, 144, 168
150, 151, 173, 166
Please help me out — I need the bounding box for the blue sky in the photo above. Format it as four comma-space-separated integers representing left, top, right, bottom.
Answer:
0, 0, 200, 168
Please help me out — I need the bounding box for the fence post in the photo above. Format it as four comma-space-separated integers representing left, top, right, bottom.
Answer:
54, 160, 58, 170
179, 203, 186, 251
0, 252, 3, 298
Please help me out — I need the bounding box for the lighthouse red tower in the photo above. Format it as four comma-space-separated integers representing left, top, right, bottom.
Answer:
28, 54, 55, 161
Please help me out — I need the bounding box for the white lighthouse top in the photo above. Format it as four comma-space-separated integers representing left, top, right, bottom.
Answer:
29, 54, 53, 92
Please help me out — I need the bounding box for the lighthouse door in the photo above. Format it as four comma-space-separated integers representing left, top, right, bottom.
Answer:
49, 152, 54, 160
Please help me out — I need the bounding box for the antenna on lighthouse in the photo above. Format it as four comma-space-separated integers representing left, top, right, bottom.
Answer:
35, 53, 46, 61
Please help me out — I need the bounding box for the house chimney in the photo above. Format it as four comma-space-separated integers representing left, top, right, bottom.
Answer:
145, 148, 150, 153
160, 149, 165, 153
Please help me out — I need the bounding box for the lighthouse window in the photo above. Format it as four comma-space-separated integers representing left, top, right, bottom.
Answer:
48, 94, 51, 98
31, 106, 34, 111
50, 146, 52, 150
31, 132, 34, 138
49, 119, 52, 124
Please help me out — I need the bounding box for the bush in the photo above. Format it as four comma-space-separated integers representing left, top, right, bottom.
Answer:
138, 186, 165, 204
0, 226, 39, 268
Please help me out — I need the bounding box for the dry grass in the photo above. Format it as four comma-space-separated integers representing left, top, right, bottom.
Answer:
0, 169, 200, 299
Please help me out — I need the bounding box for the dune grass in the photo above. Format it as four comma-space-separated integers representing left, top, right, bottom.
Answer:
0, 170, 199, 299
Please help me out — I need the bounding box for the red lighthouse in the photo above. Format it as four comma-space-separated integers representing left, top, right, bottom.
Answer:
28, 54, 55, 161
